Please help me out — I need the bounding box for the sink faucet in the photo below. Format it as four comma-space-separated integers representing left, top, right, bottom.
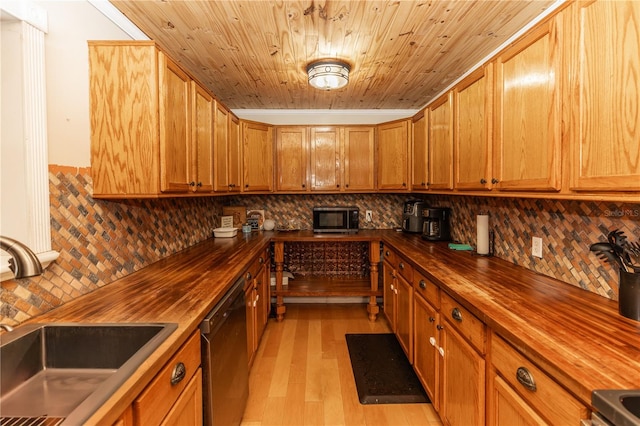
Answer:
0, 324, 14, 332
0, 236, 43, 279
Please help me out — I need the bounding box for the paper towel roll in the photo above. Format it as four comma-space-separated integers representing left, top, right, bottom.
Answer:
477, 214, 490, 255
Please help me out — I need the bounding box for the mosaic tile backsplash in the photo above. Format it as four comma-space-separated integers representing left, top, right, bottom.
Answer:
1, 167, 638, 324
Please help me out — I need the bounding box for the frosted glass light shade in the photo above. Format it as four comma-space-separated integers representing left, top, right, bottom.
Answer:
307, 60, 350, 90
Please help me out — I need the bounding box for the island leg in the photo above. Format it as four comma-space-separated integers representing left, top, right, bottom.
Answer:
368, 240, 380, 321
274, 241, 286, 321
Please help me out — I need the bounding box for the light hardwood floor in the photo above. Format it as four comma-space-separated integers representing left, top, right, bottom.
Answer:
241, 303, 443, 426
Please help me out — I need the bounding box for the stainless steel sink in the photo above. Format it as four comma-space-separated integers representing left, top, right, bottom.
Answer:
593, 389, 640, 426
0, 323, 177, 425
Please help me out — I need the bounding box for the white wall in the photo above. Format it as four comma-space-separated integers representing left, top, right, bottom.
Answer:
37, 0, 131, 167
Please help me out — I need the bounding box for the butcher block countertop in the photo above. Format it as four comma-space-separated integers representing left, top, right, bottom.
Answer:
18, 230, 640, 423
380, 231, 640, 409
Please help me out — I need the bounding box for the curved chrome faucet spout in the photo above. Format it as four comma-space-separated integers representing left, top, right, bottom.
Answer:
0, 236, 43, 279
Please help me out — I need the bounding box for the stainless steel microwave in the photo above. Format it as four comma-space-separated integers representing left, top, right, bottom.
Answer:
312, 206, 359, 233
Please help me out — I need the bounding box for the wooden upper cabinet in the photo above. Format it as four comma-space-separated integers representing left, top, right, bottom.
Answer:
242, 120, 273, 192
228, 114, 242, 191
213, 102, 230, 192
343, 126, 376, 191
377, 119, 410, 191
275, 127, 308, 192
310, 127, 341, 191
568, 1, 640, 192
411, 110, 429, 191
159, 55, 192, 193
90, 42, 159, 197
428, 92, 454, 190
494, 15, 562, 192
455, 65, 493, 191
191, 82, 214, 193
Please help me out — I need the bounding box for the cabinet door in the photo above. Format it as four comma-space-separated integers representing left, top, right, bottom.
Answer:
255, 258, 269, 342
441, 324, 485, 426
159, 369, 203, 426
276, 127, 308, 191
455, 65, 492, 191
343, 126, 376, 191
89, 43, 160, 197
245, 283, 257, 365
382, 260, 396, 330
378, 120, 409, 190
428, 92, 454, 190
414, 294, 439, 410
228, 114, 242, 192
395, 273, 413, 363
411, 111, 429, 190
569, 1, 640, 191
494, 16, 562, 191
213, 102, 230, 192
488, 375, 548, 426
159, 55, 191, 193
191, 82, 214, 193
243, 121, 273, 192
310, 127, 341, 191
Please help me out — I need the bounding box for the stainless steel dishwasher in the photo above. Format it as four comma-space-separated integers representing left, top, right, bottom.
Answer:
200, 277, 249, 426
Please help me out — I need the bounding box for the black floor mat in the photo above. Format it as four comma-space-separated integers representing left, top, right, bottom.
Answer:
345, 333, 429, 404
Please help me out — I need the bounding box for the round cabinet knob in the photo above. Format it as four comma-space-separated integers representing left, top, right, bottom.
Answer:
302, 183, 306, 188
345, 184, 349, 188
399, 262, 404, 270
491, 178, 499, 184
258, 257, 264, 264
436, 324, 444, 330
385, 250, 390, 257
189, 181, 196, 187
245, 184, 249, 188
419, 280, 427, 289
428, 316, 435, 322
480, 178, 487, 184
197, 182, 203, 187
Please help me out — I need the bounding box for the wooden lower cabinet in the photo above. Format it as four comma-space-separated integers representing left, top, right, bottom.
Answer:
160, 369, 203, 426
488, 333, 589, 425
395, 272, 413, 362
245, 249, 270, 366
413, 293, 440, 410
382, 258, 397, 330
440, 324, 485, 426
133, 331, 202, 426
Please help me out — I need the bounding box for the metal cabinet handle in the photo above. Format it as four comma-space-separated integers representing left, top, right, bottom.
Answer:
170, 362, 186, 386
491, 178, 499, 184
419, 280, 427, 289
516, 367, 537, 391
246, 272, 252, 280
399, 262, 404, 270
451, 307, 463, 322
259, 257, 264, 264
390, 284, 395, 291
429, 337, 436, 346
428, 316, 436, 323
480, 178, 487, 184
189, 181, 195, 187
438, 347, 445, 357
385, 250, 390, 256
436, 324, 444, 330
302, 183, 306, 188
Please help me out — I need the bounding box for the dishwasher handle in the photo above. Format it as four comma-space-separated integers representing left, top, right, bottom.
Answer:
200, 277, 245, 335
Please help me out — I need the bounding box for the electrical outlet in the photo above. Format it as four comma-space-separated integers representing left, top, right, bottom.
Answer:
365, 210, 373, 222
532, 236, 543, 258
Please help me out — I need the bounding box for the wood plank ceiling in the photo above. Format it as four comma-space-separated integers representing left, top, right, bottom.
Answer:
111, 0, 556, 110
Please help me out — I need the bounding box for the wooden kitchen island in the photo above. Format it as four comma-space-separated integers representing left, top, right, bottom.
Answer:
271, 230, 383, 322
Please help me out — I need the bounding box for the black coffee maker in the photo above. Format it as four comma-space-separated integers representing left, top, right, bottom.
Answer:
402, 200, 426, 233
422, 207, 451, 241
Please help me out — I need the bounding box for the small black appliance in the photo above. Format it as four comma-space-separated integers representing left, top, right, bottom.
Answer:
422, 207, 451, 241
402, 200, 426, 233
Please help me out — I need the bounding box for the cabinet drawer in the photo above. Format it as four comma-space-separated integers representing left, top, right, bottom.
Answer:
491, 334, 588, 425
134, 331, 201, 426
414, 269, 439, 308
382, 246, 397, 267
396, 256, 413, 283
441, 291, 485, 354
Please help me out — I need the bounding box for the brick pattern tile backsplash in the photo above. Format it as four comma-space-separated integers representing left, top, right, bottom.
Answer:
1, 167, 638, 324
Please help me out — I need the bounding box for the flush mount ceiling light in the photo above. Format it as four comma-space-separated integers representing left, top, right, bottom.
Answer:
307, 60, 351, 90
